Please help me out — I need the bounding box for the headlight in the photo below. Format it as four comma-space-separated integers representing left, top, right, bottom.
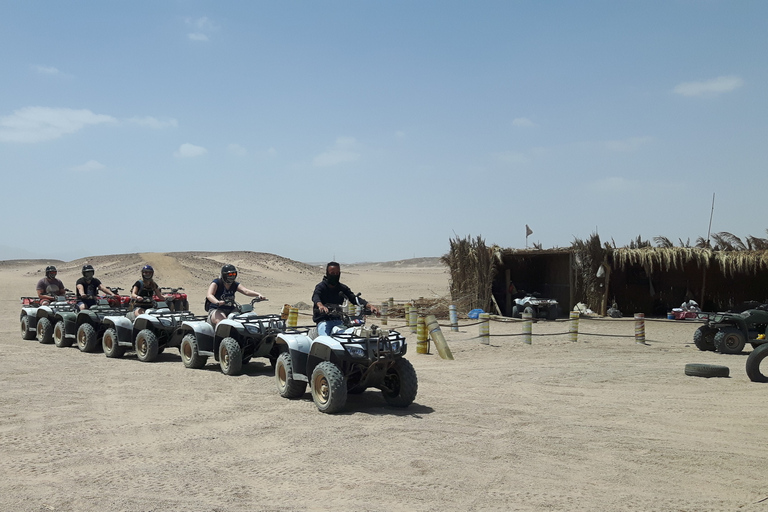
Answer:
390, 341, 402, 353
345, 345, 366, 358
245, 324, 261, 334
159, 318, 171, 326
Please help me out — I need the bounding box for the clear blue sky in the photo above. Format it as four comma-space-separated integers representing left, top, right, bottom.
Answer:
1, 1, 766, 263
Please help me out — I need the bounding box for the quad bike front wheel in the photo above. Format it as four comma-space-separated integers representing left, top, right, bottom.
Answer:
77, 323, 99, 352
218, 337, 242, 376
36, 317, 53, 344
135, 329, 159, 362
714, 327, 746, 354
54, 320, 72, 347
102, 328, 126, 358
381, 358, 418, 407
20, 315, 35, 340
180, 334, 207, 369
311, 361, 347, 414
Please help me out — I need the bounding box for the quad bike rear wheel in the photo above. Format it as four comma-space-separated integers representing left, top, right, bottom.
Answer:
36, 317, 53, 344
714, 327, 746, 354
311, 361, 347, 414
20, 315, 35, 340
180, 334, 207, 369
54, 320, 72, 347
135, 329, 159, 362
693, 325, 716, 352
381, 358, 418, 407
77, 323, 99, 352
275, 352, 307, 398
102, 328, 126, 358
218, 337, 242, 376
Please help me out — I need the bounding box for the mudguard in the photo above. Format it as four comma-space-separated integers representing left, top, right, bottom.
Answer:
180, 320, 215, 353
276, 332, 313, 381
103, 315, 134, 343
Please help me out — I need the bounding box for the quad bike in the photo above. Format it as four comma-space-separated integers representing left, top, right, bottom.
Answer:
51, 296, 132, 351
274, 304, 418, 414
512, 293, 560, 320
161, 287, 189, 312
693, 306, 768, 354
105, 287, 132, 308
20, 293, 78, 344
100, 297, 199, 361
177, 298, 283, 376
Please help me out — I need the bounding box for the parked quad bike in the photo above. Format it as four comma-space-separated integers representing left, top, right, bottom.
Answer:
512, 294, 560, 320
105, 287, 131, 308
19, 294, 78, 344
53, 296, 132, 351
100, 297, 199, 361
161, 287, 189, 312
178, 298, 283, 376
274, 304, 418, 414
693, 307, 768, 354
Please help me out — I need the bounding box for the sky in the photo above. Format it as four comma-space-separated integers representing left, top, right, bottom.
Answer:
1, 1, 767, 263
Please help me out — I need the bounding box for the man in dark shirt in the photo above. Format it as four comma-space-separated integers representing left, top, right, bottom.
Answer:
312, 261, 379, 336
76, 264, 116, 310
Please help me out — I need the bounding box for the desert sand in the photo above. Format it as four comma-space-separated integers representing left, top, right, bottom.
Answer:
2, 251, 767, 512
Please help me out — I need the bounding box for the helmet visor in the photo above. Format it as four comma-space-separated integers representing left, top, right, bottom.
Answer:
83, 270, 94, 279
142, 270, 154, 279
223, 271, 237, 284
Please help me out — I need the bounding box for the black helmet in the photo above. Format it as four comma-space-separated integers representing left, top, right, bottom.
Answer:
221, 264, 237, 284
45, 265, 57, 280
141, 265, 154, 280
82, 264, 95, 280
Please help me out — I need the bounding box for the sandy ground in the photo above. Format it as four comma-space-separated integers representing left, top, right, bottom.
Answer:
2, 252, 768, 512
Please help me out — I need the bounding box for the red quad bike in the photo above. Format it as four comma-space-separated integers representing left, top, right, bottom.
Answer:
105, 287, 132, 308
161, 287, 189, 312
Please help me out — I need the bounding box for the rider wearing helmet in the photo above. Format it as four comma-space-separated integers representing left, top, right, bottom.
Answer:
36, 265, 67, 305
312, 261, 379, 336
205, 264, 267, 326
130, 265, 163, 316
75, 264, 116, 310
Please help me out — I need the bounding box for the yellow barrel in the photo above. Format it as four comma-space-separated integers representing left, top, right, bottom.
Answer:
425, 314, 454, 360
381, 301, 388, 326
287, 307, 298, 328
408, 305, 417, 333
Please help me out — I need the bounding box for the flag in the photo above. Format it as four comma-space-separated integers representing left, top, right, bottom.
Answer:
525, 225, 533, 237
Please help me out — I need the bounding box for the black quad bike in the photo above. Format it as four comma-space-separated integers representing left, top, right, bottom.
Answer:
693, 306, 768, 355
20, 293, 77, 344
53, 296, 132, 352
274, 305, 418, 414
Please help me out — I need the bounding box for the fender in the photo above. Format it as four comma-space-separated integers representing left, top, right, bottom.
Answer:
215, 319, 243, 342
180, 320, 215, 353
133, 313, 162, 332
21, 307, 39, 321
276, 332, 312, 381
103, 315, 134, 343
76, 309, 99, 328
56, 311, 78, 338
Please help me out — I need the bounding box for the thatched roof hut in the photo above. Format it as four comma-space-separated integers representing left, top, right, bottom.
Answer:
445, 234, 768, 317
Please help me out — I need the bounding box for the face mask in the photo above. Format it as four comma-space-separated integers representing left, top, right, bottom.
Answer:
326, 274, 340, 286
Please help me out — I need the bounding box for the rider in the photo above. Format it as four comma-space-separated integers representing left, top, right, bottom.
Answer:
205, 264, 267, 326
36, 265, 67, 305
75, 264, 116, 310
130, 265, 163, 316
312, 261, 379, 336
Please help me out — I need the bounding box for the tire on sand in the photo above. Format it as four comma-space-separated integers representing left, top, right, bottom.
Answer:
746, 343, 768, 383
102, 328, 126, 358
54, 320, 72, 347
275, 352, 307, 398
684, 363, 730, 378
180, 334, 207, 369
311, 361, 347, 414
218, 337, 242, 376
77, 323, 99, 352
135, 329, 159, 362
381, 358, 418, 407
36, 317, 53, 344
714, 327, 746, 354
693, 325, 716, 352
20, 315, 35, 340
